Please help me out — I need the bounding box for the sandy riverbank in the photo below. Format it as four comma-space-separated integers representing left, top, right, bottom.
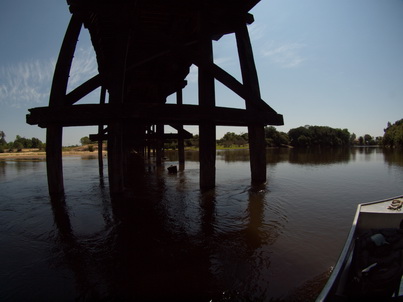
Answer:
0, 149, 106, 160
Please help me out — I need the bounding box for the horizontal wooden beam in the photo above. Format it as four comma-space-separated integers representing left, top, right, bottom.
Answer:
89, 130, 193, 142
89, 134, 107, 142
27, 103, 283, 128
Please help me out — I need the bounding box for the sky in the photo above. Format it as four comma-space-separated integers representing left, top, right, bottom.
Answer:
1, 0, 402, 146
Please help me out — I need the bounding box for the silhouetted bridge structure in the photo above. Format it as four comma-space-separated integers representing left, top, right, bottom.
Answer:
27, 0, 283, 197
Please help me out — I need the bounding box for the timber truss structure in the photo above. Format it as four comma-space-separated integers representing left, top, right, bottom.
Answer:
27, 0, 283, 197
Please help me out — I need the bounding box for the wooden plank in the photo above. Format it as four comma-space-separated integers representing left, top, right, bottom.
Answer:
27, 103, 277, 127
192, 60, 283, 125
90, 132, 191, 141
64, 74, 102, 105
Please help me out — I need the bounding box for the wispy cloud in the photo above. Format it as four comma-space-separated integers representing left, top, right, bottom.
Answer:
261, 42, 306, 68
0, 47, 98, 108
248, 23, 267, 41
214, 56, 234, 67
68, 46, 98, 91
0, 59, 54, 108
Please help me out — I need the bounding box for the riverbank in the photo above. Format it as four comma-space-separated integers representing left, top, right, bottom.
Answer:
0, 145, 289, 160
0, 148, 106, 160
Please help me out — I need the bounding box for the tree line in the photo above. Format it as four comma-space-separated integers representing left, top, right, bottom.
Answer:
179, 126, 371, 149
181, 119, 403, 149
0, 131, 44, 153
1, 118, 402, 153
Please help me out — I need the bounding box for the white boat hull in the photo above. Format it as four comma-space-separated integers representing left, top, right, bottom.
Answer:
316, 195, 403, 301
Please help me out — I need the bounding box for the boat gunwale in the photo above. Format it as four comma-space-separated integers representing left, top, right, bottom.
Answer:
316, 194, 403, 302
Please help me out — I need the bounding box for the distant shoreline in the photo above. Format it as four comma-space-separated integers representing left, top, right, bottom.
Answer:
0, 150, 106, 160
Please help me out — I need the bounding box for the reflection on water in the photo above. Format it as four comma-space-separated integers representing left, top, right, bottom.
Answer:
0, 148, 402, 301
383, 148, 403, 167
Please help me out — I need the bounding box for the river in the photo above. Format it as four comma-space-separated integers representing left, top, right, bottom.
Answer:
0, 147, 402, 301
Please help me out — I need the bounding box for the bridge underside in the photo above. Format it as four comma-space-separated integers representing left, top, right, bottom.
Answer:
27, 0, 283, 197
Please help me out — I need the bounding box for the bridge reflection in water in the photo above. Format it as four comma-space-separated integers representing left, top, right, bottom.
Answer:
49, 157, 283, 301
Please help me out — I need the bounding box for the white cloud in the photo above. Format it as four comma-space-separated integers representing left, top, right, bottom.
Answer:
261, 42, 306, 68
0, 47, 98, 108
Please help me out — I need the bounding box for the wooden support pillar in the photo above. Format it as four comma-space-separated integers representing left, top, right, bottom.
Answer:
151, 125, 156, 158
147, 126, 152, 160
46, 126, 64, 197
107, 122, 125, 194
46, 14, 82, 197
177, 89, 185, 168
98, 86, 106, 178
106, 28, 128, 195
235, 23, 267, 185
156, 124, 164, 167
198, 38, 216, 190
107, 88, 125, 194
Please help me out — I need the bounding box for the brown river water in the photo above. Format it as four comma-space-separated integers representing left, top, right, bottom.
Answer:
0, 147, 402, 301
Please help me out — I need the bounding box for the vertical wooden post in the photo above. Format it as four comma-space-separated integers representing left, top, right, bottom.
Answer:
107, 122, 125, 194
146, 126, 151, 160
107, 83, 125, 194
198, 38, 216, 190
98, 86, 106, 178
46, 126, 64, 197
152, 125, 156, 158
47, 14, 82, 197
177, 89, 185, 168
156, 124, 164, 167
106, 30, 128, 195
97, 128, 104, 177
235, 23, 267, 185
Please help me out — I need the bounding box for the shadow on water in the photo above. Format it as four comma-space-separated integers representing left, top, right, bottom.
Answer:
46, 163, 288, 301
48, 172, 215, 301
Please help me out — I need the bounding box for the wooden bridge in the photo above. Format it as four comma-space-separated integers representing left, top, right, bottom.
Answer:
27, 0, 283, 197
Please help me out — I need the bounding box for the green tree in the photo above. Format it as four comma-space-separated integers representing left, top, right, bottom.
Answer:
264, 126, 289, 147
364, 134, 374, 145
13, 141, 23, 152
0, 131, 6, 145
288, 126, 312, 147
218, 132, 247, 148
288, 125, 351, 147
80, 136, 92, 146
12, 135, 34, 149
350, 133, 357, 145
30, 137, 44, 149
185, 134, 199, 148
383, 119, 403, 148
